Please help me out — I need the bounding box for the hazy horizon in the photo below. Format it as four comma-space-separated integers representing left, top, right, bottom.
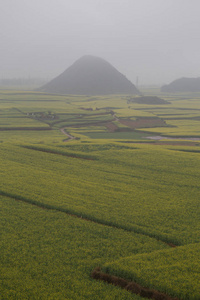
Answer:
1, 0, 200, 85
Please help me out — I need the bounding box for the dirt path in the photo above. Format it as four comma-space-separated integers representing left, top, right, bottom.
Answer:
60, 127, 76, 142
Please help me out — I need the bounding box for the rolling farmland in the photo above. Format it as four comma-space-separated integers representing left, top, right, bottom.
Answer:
0, 89, 200, 299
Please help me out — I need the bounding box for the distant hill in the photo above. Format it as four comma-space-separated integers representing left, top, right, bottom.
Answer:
38, 55, 139, 95
128, 96, 170, 105
161, 77, 200, 92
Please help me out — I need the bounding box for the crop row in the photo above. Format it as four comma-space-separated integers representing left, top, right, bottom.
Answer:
0, 194, 166, 300
0, 143, 199, 245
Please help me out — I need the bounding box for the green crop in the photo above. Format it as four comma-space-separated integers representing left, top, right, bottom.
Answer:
102, 243, 200, 299
0, 89, 200, 299
0, 143, 199, 246
0, 195, 165, 300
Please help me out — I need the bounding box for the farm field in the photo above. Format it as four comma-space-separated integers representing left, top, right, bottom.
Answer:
0, 89, 200, 299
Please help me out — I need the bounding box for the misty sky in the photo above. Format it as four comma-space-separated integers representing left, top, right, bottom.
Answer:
1, 0, 200, 85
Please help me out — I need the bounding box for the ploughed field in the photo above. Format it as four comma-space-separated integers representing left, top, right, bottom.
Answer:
0, 90, 200, 299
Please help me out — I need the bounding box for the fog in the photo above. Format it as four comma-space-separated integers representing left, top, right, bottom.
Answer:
1, 0, 200, 85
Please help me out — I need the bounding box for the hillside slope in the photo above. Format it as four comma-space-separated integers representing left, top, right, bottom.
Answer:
161, 77, 200, 92
39, 55, 139, 95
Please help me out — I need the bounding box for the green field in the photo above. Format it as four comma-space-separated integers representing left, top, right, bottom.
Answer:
0, 89, 200, 299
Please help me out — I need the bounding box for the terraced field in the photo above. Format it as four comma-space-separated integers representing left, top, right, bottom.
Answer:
0, 89, 199, 299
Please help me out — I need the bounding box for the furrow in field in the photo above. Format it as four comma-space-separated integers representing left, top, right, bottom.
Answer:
91, 267, 179, 300
0, 190, 177, 248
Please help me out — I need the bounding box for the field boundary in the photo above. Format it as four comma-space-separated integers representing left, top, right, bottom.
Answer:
21, 145, 97, 160
91, 267, 179, 300
0, 190, 178, 248
0, 127, 51, 131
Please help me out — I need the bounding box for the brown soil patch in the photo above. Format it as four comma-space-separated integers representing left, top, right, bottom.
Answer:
105, 122, 119, 132
91, 268, 179, 300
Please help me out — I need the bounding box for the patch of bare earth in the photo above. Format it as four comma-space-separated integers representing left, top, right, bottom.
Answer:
105, 122, 119, 132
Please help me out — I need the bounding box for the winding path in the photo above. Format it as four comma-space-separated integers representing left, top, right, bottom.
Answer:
60, 127, 76, 142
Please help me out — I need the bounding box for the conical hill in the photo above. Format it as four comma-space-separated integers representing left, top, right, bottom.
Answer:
39, 55, 139, 95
